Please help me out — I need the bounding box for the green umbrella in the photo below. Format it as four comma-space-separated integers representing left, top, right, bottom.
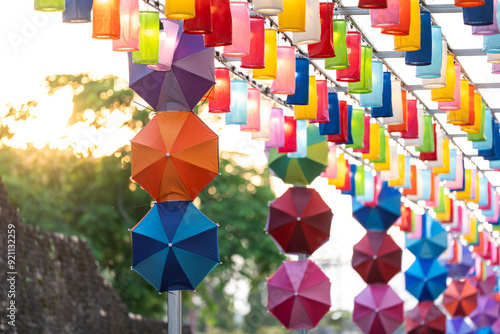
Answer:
268, 123, 328, 185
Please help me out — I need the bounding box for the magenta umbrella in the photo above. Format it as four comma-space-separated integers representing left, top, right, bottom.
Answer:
353, 284, 404, 334
469, 295, 500, 329
267, 259, 331, 330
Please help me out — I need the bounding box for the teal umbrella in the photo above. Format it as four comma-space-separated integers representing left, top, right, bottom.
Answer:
131, 201, 220, 292
406, 212, 448, 258
267, 124, 328, 186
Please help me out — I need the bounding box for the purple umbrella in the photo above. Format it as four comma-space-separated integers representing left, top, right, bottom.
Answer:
469, 295, 500, 329
445, 317, 474, 334
493, 318, 500, 333
439, 242, 474, 279
128, 27, 215, 111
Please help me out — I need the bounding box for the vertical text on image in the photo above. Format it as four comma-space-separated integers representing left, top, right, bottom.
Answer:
6, 223, 16, 327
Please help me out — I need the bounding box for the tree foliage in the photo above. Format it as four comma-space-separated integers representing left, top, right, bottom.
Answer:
0, 74, 285, 328
0, 101, 37, 141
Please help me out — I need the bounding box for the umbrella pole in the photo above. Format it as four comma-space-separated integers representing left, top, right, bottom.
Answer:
168, 291, 182, 334
297, 254, 308, 334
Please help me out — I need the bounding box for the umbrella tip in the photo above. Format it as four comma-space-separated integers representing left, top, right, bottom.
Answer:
130, 266, 133, 270
159, 292, 161, 295
216, 223, 220, 227
193, 289, 196, 292
128, 229, 131, 231
218, 173, 222, 176
219, 261, 223, 265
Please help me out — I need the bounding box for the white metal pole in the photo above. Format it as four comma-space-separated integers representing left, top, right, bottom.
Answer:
168, 291, 182, 334
297, 254, 308, 334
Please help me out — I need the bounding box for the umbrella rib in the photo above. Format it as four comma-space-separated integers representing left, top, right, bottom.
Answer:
173, 248, 220, 287
172, 138, 218, 160
297, 294, 331, 307
160, 71, 190, 109
132, 231, 169, 248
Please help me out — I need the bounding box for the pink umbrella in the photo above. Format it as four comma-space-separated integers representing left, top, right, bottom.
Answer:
353, 284, 404, 334
267, 260, 331, 330
470, 267, 497, 295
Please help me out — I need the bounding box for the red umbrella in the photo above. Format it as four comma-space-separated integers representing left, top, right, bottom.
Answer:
442, 279, 478, 317
266, 187, 333, 255
405, 301, 446, 334
352, 230, 402, 284
353, 284, 404, 334
267, 259, 331, 330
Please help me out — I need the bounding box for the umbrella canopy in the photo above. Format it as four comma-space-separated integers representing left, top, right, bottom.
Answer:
267, 124, 328, 186
439, 242, 474, 279
405, 258, 447, 301
131, 112, 219, 202
406, 212, 448, 258
128, 30, 215, 111
353, 284, 404, 334
470, 270, 497, 295
352, 230, 402, 284
266, 186, 333, 255
442, 279, 478, 317
469, 295, 500, 329
352, 181, 402, 231
267, 259, 331, 330
406, 301, 446, 334
445, 318, 474, 334
130, 201, 220, 292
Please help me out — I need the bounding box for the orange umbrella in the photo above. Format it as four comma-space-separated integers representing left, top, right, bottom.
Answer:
131, 112, 219, 202
442, 279, 478, 317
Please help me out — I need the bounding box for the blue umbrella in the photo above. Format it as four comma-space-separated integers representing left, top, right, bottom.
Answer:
406, 213, 448, 258
131, 201, 220, 292
351, 181, 402, 231
405, 258, 447, 301
445, 318, 474, 334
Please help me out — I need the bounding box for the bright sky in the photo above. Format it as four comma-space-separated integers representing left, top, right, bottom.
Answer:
1, 3, 128, 106
1, 2, 415, 315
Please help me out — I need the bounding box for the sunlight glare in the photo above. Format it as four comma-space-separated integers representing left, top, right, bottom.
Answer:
3, 85, 136, 158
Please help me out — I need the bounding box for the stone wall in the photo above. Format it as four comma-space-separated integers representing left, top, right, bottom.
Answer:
0, 180, 191, 334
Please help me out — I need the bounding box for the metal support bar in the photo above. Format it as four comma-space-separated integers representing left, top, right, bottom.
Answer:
297, 254, 308, 334
336, 4, 463, 15
447, 134, 468, 138
421, 4, 464, 13
168, 291, 182, 334
402, 83, 500, 91
475, 83, 500, 89
374, 49, 486, 59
